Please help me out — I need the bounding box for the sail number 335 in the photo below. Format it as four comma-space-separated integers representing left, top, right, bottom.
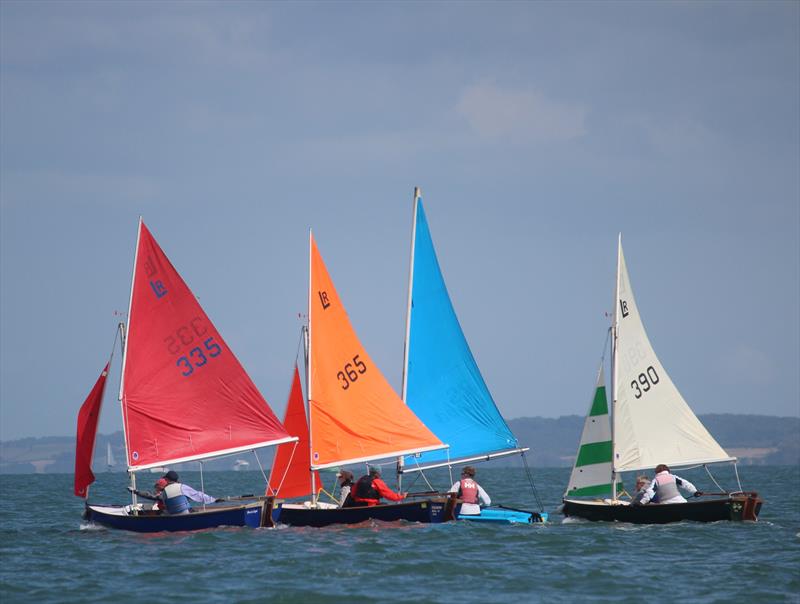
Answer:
337, 355, 367, 390
631, 366, 660, 399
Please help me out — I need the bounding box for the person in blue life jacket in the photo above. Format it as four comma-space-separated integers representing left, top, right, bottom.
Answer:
448, 466, 491, 515
637, 464, 702, 505
157, 470, 220, 514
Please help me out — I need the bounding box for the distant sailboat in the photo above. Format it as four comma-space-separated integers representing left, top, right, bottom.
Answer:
398, 189, 546, 524
562, 237, 762, 523
77, 219, 297, 532
106, 443, 115, 471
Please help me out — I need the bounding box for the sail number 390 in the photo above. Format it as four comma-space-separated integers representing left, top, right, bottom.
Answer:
337, 355, 367, 390
631, 366, 660, 399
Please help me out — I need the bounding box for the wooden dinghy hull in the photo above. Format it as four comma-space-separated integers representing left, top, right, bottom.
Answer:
274, 497, 456, 528
84, 499, 276, 533
562, 493, 762, 524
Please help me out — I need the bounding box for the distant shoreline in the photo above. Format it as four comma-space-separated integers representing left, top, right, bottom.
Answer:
1, 413, 797, 474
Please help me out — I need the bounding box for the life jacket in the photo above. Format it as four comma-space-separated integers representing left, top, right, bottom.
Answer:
654, 472, 680, 502
352, 475, 380, 505
458, 478, 479, 504
161, 482, 190, 514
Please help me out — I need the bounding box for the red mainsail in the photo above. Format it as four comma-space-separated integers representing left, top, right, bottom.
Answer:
121, 221, 293, 470
74, 363, 109, 498
267, 364, 319, 498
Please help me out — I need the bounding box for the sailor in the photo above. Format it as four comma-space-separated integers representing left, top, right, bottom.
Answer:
638, 464, 702, 505
344, 467, 406, 507
158, 470, 219, 514
448, 466, 491, 515
336, 470, 355, 507
630, 475, 651, 505
127, 477, 168, 512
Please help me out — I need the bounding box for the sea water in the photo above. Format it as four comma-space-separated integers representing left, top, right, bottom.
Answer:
1, 465, 798, 603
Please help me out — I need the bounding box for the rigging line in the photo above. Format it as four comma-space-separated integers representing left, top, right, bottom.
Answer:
408, 457, 436, 491
252, 449, 270, 490
703, 464, 726, 494
521, 451, 544, 512
271, 441, 299, 497
199, 460, 206, 511
732, 462, 744, 495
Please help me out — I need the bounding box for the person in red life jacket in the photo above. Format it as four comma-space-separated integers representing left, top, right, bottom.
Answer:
157, 470, 220, 514
127, 478, 168, 512
638, 464, 701, 505
343, 467, 406, 507
448, 466, 491, 515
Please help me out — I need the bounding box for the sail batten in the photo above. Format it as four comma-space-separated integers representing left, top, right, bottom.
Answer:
612, 241, 731, 473
308, 234, 444, 469
121, 221, 292, 469
403, 196, 520, 467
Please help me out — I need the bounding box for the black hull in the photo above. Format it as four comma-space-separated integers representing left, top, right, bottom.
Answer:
275, 497, 455, 527
562, 493, 762, 524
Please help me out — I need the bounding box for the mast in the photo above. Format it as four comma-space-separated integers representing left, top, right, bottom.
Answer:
610, 233, 622, 500
119, 218, 142, 495
397, 187, 420, 490
307, 229, 317, 506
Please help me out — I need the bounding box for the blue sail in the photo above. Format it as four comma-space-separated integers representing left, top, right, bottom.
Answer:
402, 197, 521, 470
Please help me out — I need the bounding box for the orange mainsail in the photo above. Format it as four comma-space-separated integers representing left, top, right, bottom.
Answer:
308, 234, 445, 470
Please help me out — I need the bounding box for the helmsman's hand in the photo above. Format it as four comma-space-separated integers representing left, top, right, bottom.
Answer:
694, 491, 703, 498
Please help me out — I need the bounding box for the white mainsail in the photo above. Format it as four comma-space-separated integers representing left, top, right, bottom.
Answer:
612, 238, 734, 473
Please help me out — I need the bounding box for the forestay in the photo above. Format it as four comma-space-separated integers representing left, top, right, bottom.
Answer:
612, 239, 733, 473
402, 194, 521, 471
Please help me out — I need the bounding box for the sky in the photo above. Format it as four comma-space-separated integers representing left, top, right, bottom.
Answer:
1, 1, 798, 442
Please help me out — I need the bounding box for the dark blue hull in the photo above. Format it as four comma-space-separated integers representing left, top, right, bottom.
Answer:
84, 499, 275, 533
274, 497, 455, 527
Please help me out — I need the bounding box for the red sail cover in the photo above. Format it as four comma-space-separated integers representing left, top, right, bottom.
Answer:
121, 222, 291, 469
267, 364, 320, 498
74, 363, 109, 498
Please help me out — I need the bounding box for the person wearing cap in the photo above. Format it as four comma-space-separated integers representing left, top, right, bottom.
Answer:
448, 466, 491, 516
158, 470, 219, 514
127, 477, 168, 512
637, 464, 701, 505
344, 467, 406, 507
336, 470, 355, 507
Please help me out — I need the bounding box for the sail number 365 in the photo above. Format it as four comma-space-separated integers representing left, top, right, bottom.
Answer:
337, 355, 367, 390
631, 366, 660, 399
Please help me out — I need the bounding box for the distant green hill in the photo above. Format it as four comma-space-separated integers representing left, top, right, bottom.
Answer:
1, 414, 797, 474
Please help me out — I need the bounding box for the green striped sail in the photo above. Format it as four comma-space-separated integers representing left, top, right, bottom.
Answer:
565, 365, 620, 497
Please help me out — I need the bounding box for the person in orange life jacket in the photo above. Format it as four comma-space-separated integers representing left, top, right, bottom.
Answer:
344, 467, 406, 507
127, 478, 168, 512
448, 466, 491, 515
638, 464, 702, 505
157, 470, 220, 514
336, 470, 355, 507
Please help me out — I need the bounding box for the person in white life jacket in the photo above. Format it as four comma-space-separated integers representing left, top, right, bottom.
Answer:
448, 466, 491, 515
637, 464, 702, 505
336, 470, 355, 507
157, 470, 220, 514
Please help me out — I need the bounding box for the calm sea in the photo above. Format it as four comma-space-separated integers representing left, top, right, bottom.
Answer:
1, 465, 798, 603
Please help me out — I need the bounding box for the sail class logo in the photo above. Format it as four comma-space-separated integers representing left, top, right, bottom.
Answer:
144, 255, 168, 299
619, 299, 630, 318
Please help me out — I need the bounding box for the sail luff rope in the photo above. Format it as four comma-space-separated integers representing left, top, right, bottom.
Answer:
521, 451, 544, 512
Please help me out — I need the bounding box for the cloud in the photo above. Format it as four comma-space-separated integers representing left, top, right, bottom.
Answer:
455, 83, 587, 143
